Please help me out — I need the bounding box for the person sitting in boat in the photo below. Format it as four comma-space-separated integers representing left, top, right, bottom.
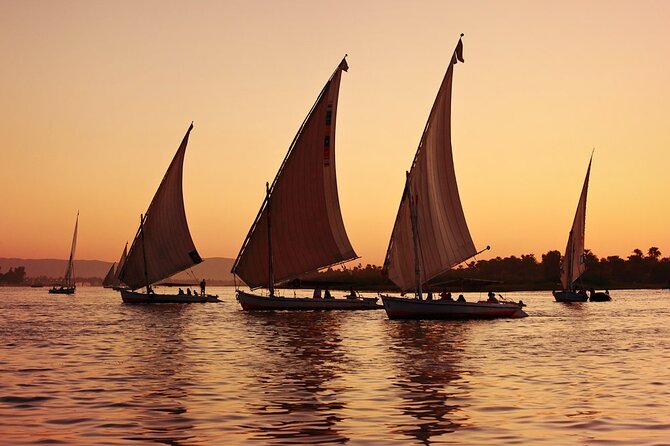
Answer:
487, 291, 499, 303
313, 288, 322, 299
178, 288, 184, 295
457, 294, 466, 302
200, 279, 206, 296
605, 289, 610, 295
346, 287, 357, 299
324, 288, 332, 299
440, 290, 453, 301
426, 291, 433, 300
187, 288, 192, 296
148, 285, 155, 294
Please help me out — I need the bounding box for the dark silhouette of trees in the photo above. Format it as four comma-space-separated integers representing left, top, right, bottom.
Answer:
0, 266, 26, 284
301, 247, 670, 291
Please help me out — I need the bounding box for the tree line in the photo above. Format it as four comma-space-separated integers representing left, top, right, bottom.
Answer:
300, 247, 670, 291
0, 266, 27, 284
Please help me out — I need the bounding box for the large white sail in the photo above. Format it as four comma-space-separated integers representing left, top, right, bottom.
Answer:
119, 124, 202, 290
63, 212, 79, 287
232, 58, 357, 289
384, 36, 477, 293
560, 155, 592, 290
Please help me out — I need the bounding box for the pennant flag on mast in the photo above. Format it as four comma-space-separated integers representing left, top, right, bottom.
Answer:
454, 34, 465, 63
339, 55, 349, 72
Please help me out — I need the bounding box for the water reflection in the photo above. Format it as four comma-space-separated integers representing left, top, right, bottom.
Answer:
384, 320, 471, 445
241, 311, 350, 444
119, 304, 197, 445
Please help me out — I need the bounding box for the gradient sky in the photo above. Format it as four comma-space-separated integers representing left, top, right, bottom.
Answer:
1, 0, 668, 265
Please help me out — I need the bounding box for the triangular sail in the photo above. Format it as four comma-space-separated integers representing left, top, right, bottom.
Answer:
63, 212, 79, 287
102, 263, 116, 287
119, 124, 202, 290
384, 36, 477, 293
232, 58, 357, 289
560, 155, 592, 290
114, 242, 128, 283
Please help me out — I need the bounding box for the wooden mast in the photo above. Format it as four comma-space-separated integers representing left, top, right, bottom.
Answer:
266, 182, 275, 297
139, 214, 150, 295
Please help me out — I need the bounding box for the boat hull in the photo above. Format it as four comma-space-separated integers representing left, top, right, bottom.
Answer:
553, 290, 588, 302
589, 292, 612, 302
120, 289, 220, 303
48, 287, 76, 295
381, 295, 528, 319
236, 290, 383, 311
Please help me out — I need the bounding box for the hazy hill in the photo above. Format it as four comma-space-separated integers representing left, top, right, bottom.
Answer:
0, 257, 236, 283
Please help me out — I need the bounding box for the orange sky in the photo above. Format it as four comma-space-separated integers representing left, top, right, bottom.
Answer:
1, 0, 668, 265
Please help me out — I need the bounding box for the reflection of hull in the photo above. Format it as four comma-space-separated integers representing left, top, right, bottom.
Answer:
120, 289, 220, 303
589, 292, 611, 302
48, 286, 76, 295
553, 290, 588, 302
381, 295, 527, 319
236, 290, 382, 311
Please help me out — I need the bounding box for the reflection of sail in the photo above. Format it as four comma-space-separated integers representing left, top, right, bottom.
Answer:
241, 312, 349, 443
384, 321, 470, 444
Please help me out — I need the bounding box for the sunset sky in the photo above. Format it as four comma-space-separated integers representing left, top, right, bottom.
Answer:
1, 0, 668, 265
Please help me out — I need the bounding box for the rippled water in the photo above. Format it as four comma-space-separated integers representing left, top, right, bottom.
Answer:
1, 287, 670, 444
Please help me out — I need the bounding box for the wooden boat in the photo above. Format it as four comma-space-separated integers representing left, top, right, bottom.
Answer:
383, 295, 527, 320
117, 124, 219, 304
553, 154, 609, 302
103, 242, 127, 288
589, 290, 611, 302
380, 35, 526, 319
236, 290, 381, 311
49, 212, 78, 295
232, 57, 379, 311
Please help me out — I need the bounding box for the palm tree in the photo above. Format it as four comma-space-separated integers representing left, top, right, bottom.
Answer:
647, 247, 662, 260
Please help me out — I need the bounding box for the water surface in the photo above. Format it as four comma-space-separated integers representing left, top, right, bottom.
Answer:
1, 287, 669, 444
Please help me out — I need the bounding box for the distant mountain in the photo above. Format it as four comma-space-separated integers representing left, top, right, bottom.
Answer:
0, 257, 236, 283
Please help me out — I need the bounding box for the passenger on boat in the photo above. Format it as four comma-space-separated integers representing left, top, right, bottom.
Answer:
440, 290, 453, 301
487, 291, 498, 303
457, 294, 466, 302
148, 285, 155, 294
324, 288, 332, 299
426, 291, 433, 300
313, 288, 322, 299
178, 288, 184, 295
187, 288, 192, 296
346, 287, 357, 299
200, 279, 206, 296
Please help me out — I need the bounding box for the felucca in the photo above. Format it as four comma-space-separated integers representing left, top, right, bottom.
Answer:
232, 57, 381, 311
381, 35, 527, 319
552, 153, 610, 302
103, 242, 127, 289
49, 212, 79, 295
117, 124, 218, 303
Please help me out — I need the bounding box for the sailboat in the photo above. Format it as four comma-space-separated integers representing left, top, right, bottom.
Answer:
552, 154, 609, 302
232, 57, 381, 311
49, 212, 79, 295
102, 263, 116, 288
117, 123, 218, 303
103, 242, 128, 289
381, 35, 527, 319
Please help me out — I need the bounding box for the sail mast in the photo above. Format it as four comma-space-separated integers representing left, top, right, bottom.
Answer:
406, 172, 422, 299
265, 182, 275, 297
140, 214, 149, 294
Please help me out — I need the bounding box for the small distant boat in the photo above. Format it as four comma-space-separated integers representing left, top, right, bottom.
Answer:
232, 57, 381, 311
380, 35, 526, 320
589, 290, 611, 302
552, 153, 609, 302
117, 124, 218, 304
49, 212, 78, 295
103, 242, 127, 288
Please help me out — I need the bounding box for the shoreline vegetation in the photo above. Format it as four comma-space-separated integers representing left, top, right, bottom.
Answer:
3, 247, 669, 292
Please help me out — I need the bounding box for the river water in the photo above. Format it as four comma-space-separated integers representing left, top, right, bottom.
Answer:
1, 287, 669, 445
